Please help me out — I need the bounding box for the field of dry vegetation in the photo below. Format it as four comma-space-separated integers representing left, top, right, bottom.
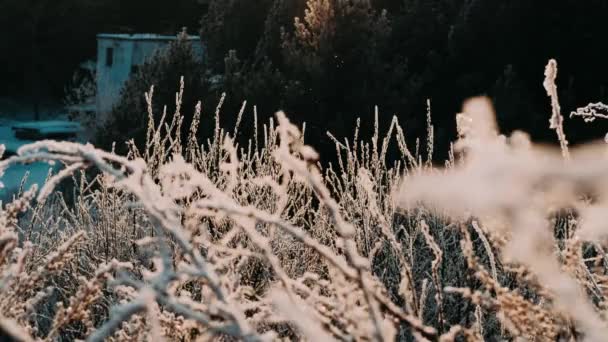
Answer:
3, 59, 608, 341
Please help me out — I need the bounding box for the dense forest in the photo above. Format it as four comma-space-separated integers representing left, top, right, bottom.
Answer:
3, 0, 608, 159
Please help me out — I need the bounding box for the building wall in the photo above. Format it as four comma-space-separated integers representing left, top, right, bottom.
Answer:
96, 35, 204, 122
96, 38, 136, 119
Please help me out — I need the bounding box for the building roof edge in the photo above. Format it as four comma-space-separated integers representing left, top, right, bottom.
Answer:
97, 33, 200, 41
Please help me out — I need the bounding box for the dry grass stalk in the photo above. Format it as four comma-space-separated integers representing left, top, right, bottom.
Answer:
2, 59, 608, 341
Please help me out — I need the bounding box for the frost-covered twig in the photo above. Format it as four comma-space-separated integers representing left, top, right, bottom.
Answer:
544, 59, 570, 160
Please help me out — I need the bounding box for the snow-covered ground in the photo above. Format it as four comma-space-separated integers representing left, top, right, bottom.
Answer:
0, 118, 80, 202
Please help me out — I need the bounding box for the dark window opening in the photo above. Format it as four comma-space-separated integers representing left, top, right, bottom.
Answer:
106, 48, 114, 67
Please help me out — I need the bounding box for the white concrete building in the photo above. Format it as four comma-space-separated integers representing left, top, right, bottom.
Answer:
96, 33, 203, 116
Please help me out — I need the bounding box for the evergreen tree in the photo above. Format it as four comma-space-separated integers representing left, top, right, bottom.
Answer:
280, 0, 398, 143
195, 0, 608, 158
96, 31, 206, 154
200, 0, 274, 72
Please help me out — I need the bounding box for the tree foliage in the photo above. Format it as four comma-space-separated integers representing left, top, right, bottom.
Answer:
199, 0, 608, 159
200, 0, 275, 72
